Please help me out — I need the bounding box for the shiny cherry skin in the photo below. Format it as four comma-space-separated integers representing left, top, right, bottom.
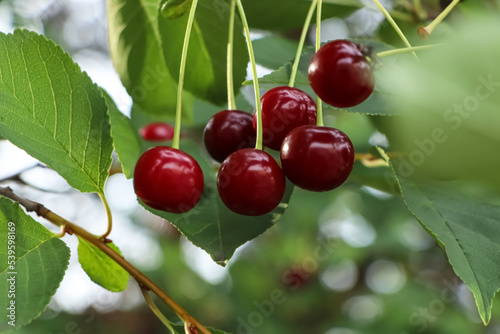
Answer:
280, 125, 354, 192
253, 86, 316, 151
139, 122, 175, 141
203, 110, 255, 163
308, 40, 375, 108
217, 148, 286, 216
134, 146, 204, 213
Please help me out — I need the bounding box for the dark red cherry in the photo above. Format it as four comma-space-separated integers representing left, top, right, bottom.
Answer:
134, 146, 204, 213
282, 267, 311, 291
253, 86, 316, 151
280, 125, 354, 192
139, 122, 175, 141
308, 39, 375, 108
203, 110, 255, 163
217, 148, 286, 216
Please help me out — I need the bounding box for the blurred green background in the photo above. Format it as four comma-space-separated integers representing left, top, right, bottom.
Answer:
1, 0, 500, 333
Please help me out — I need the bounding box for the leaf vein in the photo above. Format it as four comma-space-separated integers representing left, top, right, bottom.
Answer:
0, 237, 55, 276
413, 182, 487, 312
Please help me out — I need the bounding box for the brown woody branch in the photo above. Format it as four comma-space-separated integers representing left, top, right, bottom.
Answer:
0, 186, 211, 334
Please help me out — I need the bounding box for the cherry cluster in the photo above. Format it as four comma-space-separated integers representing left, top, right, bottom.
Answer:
133, 40, 374, 216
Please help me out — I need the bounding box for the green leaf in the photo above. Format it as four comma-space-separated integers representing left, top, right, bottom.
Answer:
378, 17, 500, 185
105, 92, 141, 179
77, 237, 129, 292
0, 30, 113, 194
0, 197, 70, 332
248, 41, 398, 116
187, 91, 254, 127
161, 0, 193, 19
107, 0, 180, 115
241, 0, 361, 31
158, 0, 249, 105
246, 46, 312, 88
253, 36, 298, 70
139, 140, 294, 265
389, 160, 500, 325
126, 92, 253, 167
376, 16, 425, 49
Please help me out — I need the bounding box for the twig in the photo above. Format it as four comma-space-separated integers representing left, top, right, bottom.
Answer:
0, 186, 212, 334
140, 285, 176, 333
0, 164, 38, 184
0, 164, 71, 193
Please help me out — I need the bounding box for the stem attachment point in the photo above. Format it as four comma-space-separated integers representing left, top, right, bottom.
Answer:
417, 0, 461, 40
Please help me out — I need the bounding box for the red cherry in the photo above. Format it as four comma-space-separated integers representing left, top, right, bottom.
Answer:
139, 122, 175, 142
217, 148, 286, 216
280, 125, 354, 192
308, 40, 375, 108
203, 110, 255, 163
253, 86, 316, 151
282, 267, 311, 291
134, 146, 204, 213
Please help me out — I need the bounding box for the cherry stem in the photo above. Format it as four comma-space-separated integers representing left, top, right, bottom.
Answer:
377, 44, 440, 58
172, 0, 199, 150
372, 0, 418, 60
315, 0, 324, 127
413, 0, 425, 20
227, 0, 237, 110
288, 0, 318, 88
417, 0, 460, 40
390, 10, 414, 22
235, 0, 263, 150
140, 286, 176, 333
98, 193, 113, 241
53, 225, 68, 238
0, 186, 212, 334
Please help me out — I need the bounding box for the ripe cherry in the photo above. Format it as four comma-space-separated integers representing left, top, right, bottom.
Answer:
308, 40, 375, 108
282, 267, 311, 291
217, 148, 286, 216
254, 86, 316, 151
134, 146, 204, 213
139, 122, 175, 141
203, 110, 255, 163
280, 125, 354, 192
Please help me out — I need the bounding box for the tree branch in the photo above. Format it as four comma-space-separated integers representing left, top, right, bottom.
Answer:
0, 164, 71, 193
0, 186, 212, 334
140, 285, 176, 333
